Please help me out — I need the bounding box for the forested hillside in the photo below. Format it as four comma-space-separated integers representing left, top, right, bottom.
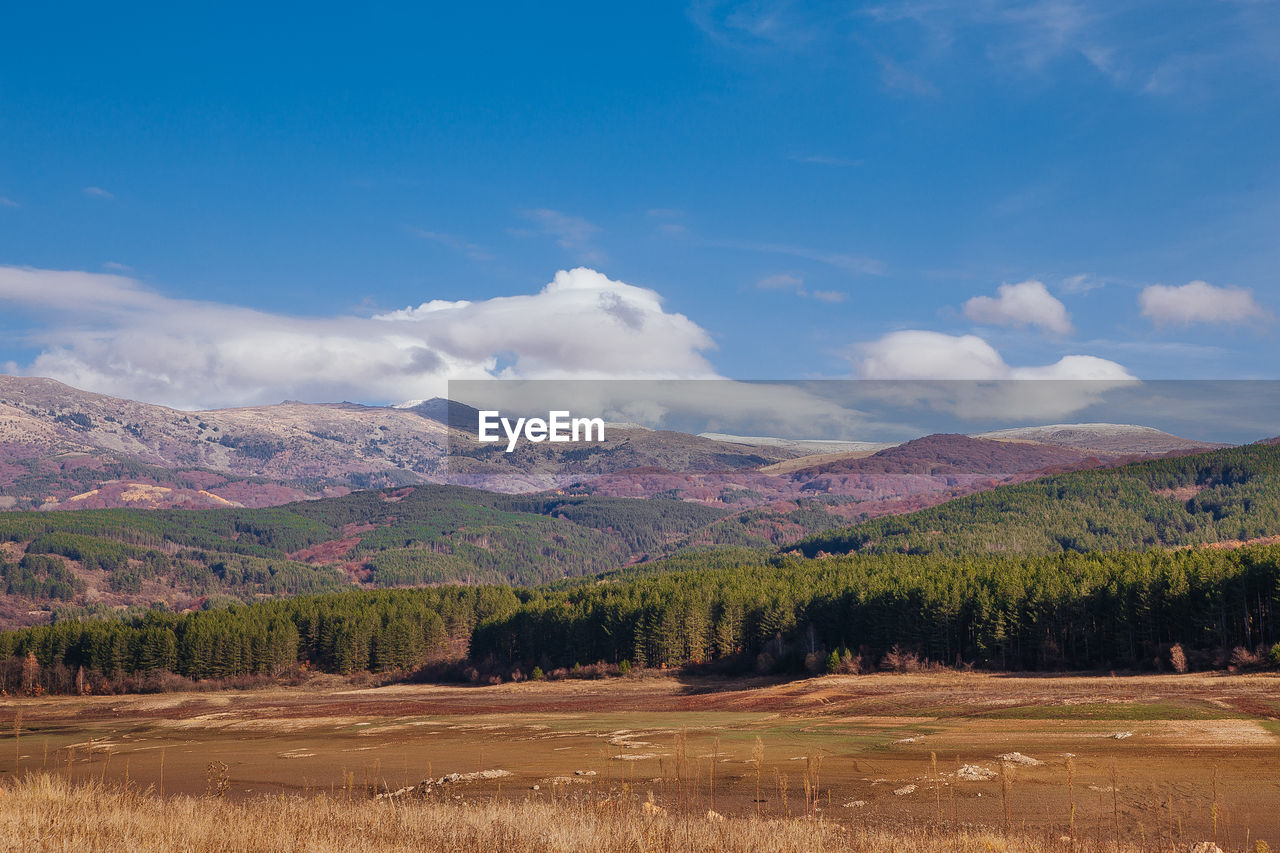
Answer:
795, 442, 1280, 557
0, 486, 727, 628
6, 442, 1280, 691
3, 544, 1277, 692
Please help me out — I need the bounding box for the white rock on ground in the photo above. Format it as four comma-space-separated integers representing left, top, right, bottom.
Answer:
956, 764, 997, 781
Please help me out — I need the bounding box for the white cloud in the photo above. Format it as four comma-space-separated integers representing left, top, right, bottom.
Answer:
711, 238, 885, 275
1139, 280, 1270, 327
757, 273, 804, 292
854, 330, 1132, 380
696, 1, 1271, 100
850, 330, 1135, 420
522, 209, 604, 263
963, 280, 1073, 335
0, 197, 18, 209
756, 273, 847, 303
1060, 273, 1105, 294
408, 228, 492, 261
787, 154, 864, 167
0, 266, 718, 409
83, 186, 114, 199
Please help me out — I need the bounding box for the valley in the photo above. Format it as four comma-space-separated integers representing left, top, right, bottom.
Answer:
4, 672, 1278, 846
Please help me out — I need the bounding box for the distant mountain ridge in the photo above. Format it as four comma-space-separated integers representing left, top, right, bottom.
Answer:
0, 374, 1236, 514
0, 376, 799, 508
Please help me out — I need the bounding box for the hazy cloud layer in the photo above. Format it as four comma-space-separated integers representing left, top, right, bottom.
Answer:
0, 266, 718, 410
694, 0, 1280, 97
1139, 280, 1270, 327
963, 280, 1073, 335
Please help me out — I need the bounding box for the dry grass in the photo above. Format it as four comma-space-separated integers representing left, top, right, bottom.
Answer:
0, 772, 1174, 853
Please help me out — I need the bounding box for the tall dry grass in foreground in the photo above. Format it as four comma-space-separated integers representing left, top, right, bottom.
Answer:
0, 773, 1196, 853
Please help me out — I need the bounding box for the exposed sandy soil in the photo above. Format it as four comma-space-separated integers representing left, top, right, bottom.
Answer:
5, 672, 1278, 847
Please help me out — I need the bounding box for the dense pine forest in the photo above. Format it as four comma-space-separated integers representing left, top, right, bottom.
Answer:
2, 543, 1277, 693
796, 442, 1280, 556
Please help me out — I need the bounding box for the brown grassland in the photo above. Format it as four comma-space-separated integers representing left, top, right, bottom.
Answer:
0, 773, 1163, 853
2, 670, 1278, 851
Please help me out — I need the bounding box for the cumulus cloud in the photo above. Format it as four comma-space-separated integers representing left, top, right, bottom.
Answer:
851, 330, 1136, 420
854, 330, 1133, 380
1139, 280, 1270, 327
0, 266, 718, 409
963, 280, 1073, 335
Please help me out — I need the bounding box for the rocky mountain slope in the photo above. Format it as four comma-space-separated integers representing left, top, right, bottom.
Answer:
0, 375, 1232, 513
0, 376, 798, 508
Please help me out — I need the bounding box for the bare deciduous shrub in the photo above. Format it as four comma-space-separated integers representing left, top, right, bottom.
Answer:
1170, 643, 1189, 674
1229, 646, 1260, 669
880, 645, 920, 673
204, 762, 230, 798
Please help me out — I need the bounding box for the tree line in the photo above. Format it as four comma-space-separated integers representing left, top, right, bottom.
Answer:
0, 585, 521, 693
3, 544, 1277, 693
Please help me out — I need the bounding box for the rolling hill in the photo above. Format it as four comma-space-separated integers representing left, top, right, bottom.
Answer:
795, 441, 1280, 557
974, 423, 1229, 454
0, 485, 729, 629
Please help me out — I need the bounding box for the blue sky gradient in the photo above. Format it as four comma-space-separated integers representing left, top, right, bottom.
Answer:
2, 2, 1277, 408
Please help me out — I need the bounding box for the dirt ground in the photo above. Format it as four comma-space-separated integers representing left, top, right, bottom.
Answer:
4, 671, 1279, 847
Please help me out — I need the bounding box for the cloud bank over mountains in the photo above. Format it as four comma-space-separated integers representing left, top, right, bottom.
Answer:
0, 266, 718, 410
1, 264, 1257, 411
852, 330, 1133, 381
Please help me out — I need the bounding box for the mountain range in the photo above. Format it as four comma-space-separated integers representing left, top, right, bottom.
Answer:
0, 374, 1231, 518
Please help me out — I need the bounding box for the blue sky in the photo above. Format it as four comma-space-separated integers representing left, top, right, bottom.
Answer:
1, 1, 1278, 409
